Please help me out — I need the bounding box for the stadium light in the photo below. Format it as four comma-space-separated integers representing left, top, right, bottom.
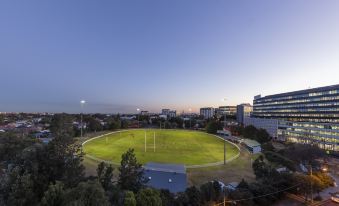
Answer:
80, 100, 86, 138
221, 98, 227, 165
137, 108, 140, 128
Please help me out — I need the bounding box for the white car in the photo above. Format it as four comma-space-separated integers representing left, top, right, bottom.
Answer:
331, 193, 339, 203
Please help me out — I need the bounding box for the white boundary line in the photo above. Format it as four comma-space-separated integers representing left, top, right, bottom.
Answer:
82, 129, 241, 168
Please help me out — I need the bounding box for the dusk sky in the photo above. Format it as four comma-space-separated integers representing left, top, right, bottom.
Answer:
1, 0, 339, 113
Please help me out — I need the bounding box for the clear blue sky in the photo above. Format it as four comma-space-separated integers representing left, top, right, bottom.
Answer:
1, 0, 339, 113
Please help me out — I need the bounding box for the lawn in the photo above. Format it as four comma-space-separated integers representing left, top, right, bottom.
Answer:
82, 129, 239, 166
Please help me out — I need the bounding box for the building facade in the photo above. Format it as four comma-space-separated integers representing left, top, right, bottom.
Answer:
236, 103, 252, 124
161, 109, 170, 116
250, 84, 339, 151
216, 106, 237, 117
200, 107, 215, 119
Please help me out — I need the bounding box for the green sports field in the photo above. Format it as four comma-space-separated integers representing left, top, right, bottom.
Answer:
83, 129, 239, 166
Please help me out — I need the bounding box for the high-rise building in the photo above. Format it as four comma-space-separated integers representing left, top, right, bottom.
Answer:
200, 107, 215, 119
216, 106, 237, 117
247, 84, 339, 151
236, 103, 252, 124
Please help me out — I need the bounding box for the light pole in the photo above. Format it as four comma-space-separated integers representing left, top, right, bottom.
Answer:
189, 108, 192, 129
137, 108, 140, 128
80, 100, 86, 138
222, 98, 227, 164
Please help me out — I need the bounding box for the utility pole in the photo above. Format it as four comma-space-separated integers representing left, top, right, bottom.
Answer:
154, 132, 155, 152
310, 166, 313, 203
80, 100, 86, 138
137, 108, 140, 128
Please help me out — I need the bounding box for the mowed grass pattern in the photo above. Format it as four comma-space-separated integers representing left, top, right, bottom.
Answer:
83, 129, 239, 165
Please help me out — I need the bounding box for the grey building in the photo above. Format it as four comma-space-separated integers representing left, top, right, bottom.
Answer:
161, 109, 176, 118
250, 84, 339, 151
200, 107, 215, 119
236, 103, 252, 124
144, 162, 187, 193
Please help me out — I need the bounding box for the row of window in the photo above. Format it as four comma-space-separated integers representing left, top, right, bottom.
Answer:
254, 95, 339, 107
281, 122, 339, 130
283, 130, 339, 143
286, 137, 339, 151
254, 108, 339, 113
255, 89, 339, 103
254, 101, 339, 110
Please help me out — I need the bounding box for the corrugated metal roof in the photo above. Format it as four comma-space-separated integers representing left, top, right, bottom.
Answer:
143, 162, 187, 193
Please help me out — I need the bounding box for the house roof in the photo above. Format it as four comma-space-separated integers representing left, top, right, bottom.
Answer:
144, 162, 187, 193
242, 139, 261, 147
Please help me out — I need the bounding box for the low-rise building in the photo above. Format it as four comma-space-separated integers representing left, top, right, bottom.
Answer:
143, 162, 187, 193
241, 139, 261, 154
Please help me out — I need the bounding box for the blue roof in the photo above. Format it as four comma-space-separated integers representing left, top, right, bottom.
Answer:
144, 162, 187, 193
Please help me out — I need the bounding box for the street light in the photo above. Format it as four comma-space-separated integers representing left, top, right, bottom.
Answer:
137, 108, 140, 128
222, 98, 227, 165
80, 100, 86, 138
189, 108, 192, 129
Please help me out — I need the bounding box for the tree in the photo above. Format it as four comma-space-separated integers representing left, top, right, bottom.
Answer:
199, 181, 221, 203
256, 129, 271, 143
50, 113, 75, 137
252, 155, 276, 179
205, 120, 220, 134
118, 149, 146, 192
121, 120, 130, 129
87, 116, 103, 132
0, 132, 36, 162
159, 189, 176, 206
41, 182, 65, 206
237, 179, 249, 190
185, 186, 202, 206
124, 191, 136, 206
97, 162, 114, 191
45, 136, 85, 188
63, 180, 109, 206
5, 168, 37, 206
229, 188, 254, 206
282, 144, 325, 165
243, 125, 257, 139
136, 188, 162, 206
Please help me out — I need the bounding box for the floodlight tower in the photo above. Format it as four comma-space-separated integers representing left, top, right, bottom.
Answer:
80, 100, 86, 138
222, 98, 227, 164
137, 108, 140, 128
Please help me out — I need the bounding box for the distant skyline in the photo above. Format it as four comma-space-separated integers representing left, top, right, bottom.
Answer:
1, 0, 339, 113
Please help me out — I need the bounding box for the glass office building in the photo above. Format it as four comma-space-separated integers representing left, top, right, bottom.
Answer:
252, 84, 339, 151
